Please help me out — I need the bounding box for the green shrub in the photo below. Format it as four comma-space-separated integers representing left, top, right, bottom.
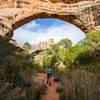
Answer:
56, 87, 64, 94
25, 84, 47, 100
0, 36, 42, 99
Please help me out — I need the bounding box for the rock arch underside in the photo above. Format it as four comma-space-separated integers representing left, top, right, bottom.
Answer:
0, 0, 100, 39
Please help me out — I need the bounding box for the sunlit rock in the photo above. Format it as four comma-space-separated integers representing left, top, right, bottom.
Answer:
0, 0, 100, 38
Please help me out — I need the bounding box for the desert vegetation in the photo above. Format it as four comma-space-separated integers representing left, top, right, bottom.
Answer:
0, 31, 100, 100
34, 31, 100, 73
33, 31, 100, 100
0, 36, 47, 100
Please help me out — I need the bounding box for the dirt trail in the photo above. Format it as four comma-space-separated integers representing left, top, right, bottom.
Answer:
33, 73, 59, 100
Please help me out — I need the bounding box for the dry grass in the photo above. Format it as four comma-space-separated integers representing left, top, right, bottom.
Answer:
60, 69, 100, 100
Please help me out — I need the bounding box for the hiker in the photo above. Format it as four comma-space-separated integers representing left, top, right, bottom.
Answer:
46, 64, 53, 85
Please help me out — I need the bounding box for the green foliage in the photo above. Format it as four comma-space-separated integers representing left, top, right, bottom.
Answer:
24, 84, 47, 100
59, 45, 91, 65
57, 38, 72, 47
86, 31, 100, 47
56, 87, 64, 94
0, 36, 48, 100
0, 36, 32, 97
58, 31, 100, 72
77, 38, 90, 47
86, 31, 100, 58
36, 31, 100, 73
43, 56, 52, 67
23, 41, 31, 49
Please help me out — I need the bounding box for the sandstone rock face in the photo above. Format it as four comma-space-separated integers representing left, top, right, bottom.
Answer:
0, 0, 100, 38
37, 38, 54, 50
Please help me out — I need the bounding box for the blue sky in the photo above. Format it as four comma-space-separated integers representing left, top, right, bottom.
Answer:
13, 18, 85, 45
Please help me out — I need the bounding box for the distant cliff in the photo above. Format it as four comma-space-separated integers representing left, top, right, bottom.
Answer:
36, 39, 54, 50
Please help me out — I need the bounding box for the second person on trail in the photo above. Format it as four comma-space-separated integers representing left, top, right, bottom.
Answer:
46, 64, 53, 85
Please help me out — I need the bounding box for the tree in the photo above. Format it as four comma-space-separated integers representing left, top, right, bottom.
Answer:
86, 31, 100, 47
0, 36, 34, 85
86, 31, 100, 57
57, 38, 72, 47
23, 42, 31, 49
77, 38, 90, 47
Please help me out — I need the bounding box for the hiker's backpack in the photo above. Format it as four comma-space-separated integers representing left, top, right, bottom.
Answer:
47, 67, 52, 75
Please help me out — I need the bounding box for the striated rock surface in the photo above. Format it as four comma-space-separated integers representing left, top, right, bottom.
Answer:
0, 0, 100, 38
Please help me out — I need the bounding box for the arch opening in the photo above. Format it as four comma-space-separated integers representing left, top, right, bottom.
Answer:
13, 18, 85, 47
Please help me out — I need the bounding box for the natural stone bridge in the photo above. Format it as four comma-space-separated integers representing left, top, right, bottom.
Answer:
0, 0, 100, 39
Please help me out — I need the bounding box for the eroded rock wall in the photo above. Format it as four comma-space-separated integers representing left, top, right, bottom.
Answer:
0, 0, 100, 38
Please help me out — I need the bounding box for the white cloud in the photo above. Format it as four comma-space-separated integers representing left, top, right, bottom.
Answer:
14, 28, 38, 44
21, 20, 38, 29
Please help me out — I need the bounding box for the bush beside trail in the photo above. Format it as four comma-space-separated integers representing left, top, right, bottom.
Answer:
0, 36, 47, 100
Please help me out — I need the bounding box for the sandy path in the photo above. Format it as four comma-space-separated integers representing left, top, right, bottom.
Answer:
33, 73, 59, 100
